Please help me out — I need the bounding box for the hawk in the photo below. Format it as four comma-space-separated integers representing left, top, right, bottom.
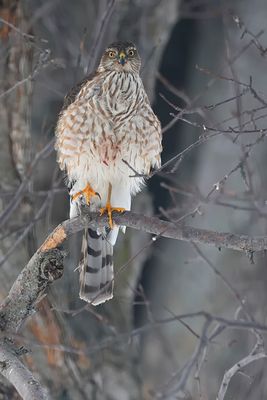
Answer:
55, 41, 162, 305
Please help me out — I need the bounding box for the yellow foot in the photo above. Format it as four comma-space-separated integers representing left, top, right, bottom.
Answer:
72, 183, 100, 205
100, 203, 125, 229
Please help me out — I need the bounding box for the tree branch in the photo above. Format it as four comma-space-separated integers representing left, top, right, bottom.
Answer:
0, 248, 63, 398
0, 340, 50, 400
0, 248, 64, 333
1, 208, 267, 398
42, 209, 267, 253
2, 208, 267, 335
217, 352, 267, 400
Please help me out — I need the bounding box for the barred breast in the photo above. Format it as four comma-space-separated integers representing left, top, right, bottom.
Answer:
55, 70, 161, 198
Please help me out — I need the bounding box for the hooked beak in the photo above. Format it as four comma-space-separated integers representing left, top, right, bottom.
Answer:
118, 51, 126, 65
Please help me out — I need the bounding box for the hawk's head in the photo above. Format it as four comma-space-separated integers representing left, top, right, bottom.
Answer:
98, 41, 141, 73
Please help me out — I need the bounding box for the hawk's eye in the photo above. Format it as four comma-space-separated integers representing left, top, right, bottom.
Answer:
108, 51, 116, 58
128, 49, 135, 57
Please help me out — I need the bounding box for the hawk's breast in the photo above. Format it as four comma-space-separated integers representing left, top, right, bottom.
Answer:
55, 70, 161, 195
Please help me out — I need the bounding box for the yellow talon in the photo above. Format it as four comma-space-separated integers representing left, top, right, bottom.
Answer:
72, 183, 99, 205
100, 183, 125, 228
100, 204, 125, 229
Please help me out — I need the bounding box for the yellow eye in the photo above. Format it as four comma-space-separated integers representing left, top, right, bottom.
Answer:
108, 51, 116, 58
128, 49, 135, 57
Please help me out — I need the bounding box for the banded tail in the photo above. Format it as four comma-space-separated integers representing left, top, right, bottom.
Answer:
79, 228, 114, 305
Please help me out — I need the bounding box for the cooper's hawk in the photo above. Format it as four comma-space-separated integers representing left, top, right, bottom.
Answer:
55, 41, 162, 305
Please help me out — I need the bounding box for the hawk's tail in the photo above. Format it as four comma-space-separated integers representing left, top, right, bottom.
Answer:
79, 228, 114, 305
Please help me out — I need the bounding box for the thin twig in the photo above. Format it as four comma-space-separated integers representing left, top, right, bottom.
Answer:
87, 0, 116, 73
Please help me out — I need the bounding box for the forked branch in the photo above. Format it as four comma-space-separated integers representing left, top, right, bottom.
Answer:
1, 209, 267, 398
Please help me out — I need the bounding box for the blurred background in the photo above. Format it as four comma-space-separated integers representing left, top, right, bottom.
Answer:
1, 0, 267, 398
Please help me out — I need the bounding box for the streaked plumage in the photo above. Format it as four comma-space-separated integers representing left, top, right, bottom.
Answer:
55, 41, 162, 305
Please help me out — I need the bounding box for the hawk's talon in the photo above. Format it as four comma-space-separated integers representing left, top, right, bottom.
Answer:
100, 203, 125, 229
72, 183, 99, 205
99, 182, 125, 228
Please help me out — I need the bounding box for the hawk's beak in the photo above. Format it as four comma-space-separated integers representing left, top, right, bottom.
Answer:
118, 51, 126, 65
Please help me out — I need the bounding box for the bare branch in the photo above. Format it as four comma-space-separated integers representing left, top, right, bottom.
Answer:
2, 207, 267, 337
0, 248, 64, 333
55, 209, 267, 253
0, 340, 50, 400
87, 0, 116, 73
217, 352, 267, 400
0, 139, 54, 228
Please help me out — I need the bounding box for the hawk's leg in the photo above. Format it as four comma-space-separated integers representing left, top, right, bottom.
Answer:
72, 183, 100, 205
100, 183, 125, 228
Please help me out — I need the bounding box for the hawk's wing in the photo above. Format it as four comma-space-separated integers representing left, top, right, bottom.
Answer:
61, 70, 98, 112
57, 71, 115, 306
